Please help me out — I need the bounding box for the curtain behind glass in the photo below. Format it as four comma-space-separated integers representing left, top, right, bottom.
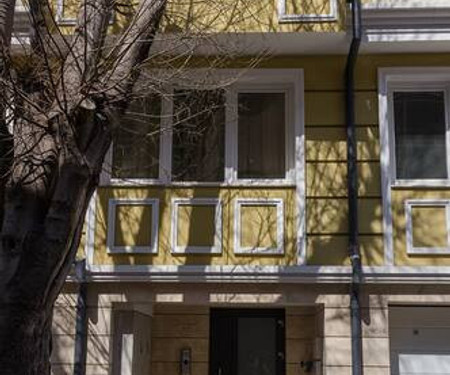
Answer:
238, 92, 286, 179
394, 92, 447, 179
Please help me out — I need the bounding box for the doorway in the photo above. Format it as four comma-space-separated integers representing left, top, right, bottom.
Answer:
209, 308, 285, 375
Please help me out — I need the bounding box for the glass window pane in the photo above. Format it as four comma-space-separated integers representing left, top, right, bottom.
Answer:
238, 92, 286, 179
112, 96, 161, 179
394, 91, 447, 179
237, 317, 277, 375
172, 90, 225, 182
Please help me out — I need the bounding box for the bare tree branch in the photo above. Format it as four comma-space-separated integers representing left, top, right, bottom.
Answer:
104, 0, 166, 105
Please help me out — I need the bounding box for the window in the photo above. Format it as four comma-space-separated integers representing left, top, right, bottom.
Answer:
379, 68, 450, 185
393, 91, 447, 180
112, 96, 161, 180
172, 90, 225, 182
238, 93, 286, 179
378, 68, 450, 264
106, 69, 304, 186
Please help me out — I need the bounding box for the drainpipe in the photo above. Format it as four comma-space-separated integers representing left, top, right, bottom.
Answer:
345, 1, 363, 375
73, 259, 88, 375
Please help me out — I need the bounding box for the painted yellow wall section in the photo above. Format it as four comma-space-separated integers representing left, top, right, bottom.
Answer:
177, 205, 216, 247
241, 204, 279, 249
114, 204, 153, 247
392, 189, 450, 266
82, 54, 450, 268
411, 206, 447, 248
93, 187, 297, 266
57, 0, 343, 34
285, 0, 331, 16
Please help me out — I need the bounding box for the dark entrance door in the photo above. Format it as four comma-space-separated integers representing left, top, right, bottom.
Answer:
210, 309, 285, 375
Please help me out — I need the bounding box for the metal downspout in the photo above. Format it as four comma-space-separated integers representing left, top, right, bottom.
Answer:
345, 1, 363, 375
73, 259, 88, 375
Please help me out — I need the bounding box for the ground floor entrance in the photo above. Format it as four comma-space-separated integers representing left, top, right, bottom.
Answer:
50, 282, 450, 375
210, 309, 286, 375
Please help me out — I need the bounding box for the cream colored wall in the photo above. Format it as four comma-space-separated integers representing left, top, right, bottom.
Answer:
51, 286, 77, 375
53, 283, 431, 375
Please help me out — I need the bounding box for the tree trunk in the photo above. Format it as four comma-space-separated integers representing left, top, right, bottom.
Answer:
0, 170, 99, 374
0, 0, 166, 370
0, 112, 109, 374
0, 301, 53, 374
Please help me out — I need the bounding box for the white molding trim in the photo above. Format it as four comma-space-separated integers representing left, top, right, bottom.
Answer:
362, 1, 450, 43
170, 198, 223, 254
55, 0, 75, 25
405, 199, 450, 255
85, 192, 97, 271
234, 198, 284, 255
278, 0, 338, 23
81, 265, 450, 284
55, 0, 115, 25
378, 68, 394, 266
106, 198, 159, 254
378, 67, 450, 266
294, 70, 306, 265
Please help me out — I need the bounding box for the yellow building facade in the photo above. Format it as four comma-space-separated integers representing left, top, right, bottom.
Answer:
21, 0, 450, 374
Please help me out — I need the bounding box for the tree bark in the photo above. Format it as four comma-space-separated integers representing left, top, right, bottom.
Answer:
0, 0, 167, 371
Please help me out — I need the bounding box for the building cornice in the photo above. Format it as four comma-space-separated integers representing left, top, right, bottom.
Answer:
69, 265, 450, 285
361, 2, 450, 43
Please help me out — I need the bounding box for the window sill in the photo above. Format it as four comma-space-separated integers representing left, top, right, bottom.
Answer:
105, 179, 297, 188
407, 247, 450, 255
392, 180, 450, 189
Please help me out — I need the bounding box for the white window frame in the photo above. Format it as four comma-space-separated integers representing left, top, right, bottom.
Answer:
380, 68, 450, 188
388, 85, 450, 187
405, 199, 450, 255
226, 84, 295, 185
103, 69, 304, 188
55, 0, 76, 25
277, 0, 338, 23
55, 0, 115, 25
234, 198, 284, 255
170, 198, 223, 254
379, 67, 450, 265
106, 198, 159, 254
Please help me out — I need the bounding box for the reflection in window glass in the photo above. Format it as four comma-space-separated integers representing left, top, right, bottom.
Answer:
172, 90, 225, 182
237, 317, 277, 375
394, 92, 447, 179
238, 92, 286, 179
112, 95, 161, 179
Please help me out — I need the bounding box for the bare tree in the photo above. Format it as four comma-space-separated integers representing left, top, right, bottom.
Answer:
0, 0, 169, 372
0, 0, 267, 370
